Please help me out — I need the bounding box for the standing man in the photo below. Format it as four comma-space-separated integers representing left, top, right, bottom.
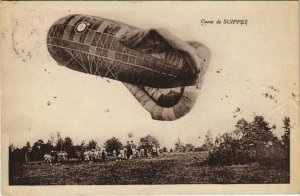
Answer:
126, 141, 133, 160
101, 150, 106, 161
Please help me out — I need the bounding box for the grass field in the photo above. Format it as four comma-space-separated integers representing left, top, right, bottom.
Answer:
9, 152, 289, 185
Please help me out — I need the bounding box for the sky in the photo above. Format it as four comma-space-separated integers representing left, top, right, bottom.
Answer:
1, 2, 299, 149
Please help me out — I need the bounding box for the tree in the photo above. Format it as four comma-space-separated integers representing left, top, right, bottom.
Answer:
73, 141, 86, 159
64, 137, 75, 158
235, 118, 249, 138
185, 143, 195, 152
74, 144, 84, 159
139, 135, 160, 150
80, 140, 87, 149
56, 137, 64, 151
10, 147, 25, 163
200, 130, 214, 151
55, 132, 64, 151
174, 138, 185, 152
281, 116, 290, 167
239, 116, 278, 159
248, 116, 274, 144
9, 144, 15, 163
44, 140, 54, 153
49, 133, 55, 146
104, 137, 123, 154
205, 116, 284, 166
31, 139, 44, 161
88, 139, 98, 150
281, 117, 290, 149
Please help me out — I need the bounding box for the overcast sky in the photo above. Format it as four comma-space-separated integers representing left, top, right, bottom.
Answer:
1, 2, 299, 148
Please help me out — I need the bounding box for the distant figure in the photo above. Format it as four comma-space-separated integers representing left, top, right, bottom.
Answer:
101, 150, 106, 161
90, 149, 95, 161
159, 149, 167, 158
116, 149, 120, 161
50, 151, 59, 164
163, 147, 167, 152
83, 151, 90, 161
112, 150, 117, 160
151, 147, 157, 158
136, 149, 141, 159
132, 146, 136, 159
170, 148, 173, 153
118, 149, 125, 160
126, 141, 133, 160
44, 153, 52, 164
124, 148, 127, 159
140, 148, 145, 158
57, 151, 68, 163
93, 149, 101, 161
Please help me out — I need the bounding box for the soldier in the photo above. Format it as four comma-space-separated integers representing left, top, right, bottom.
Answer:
126, 141, 133, 160
101, 150, 106, 161
44, 153, 52, 164
112, 150, 117, 160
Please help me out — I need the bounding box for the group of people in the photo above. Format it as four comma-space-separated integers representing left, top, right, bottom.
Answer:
44, 149, 107, 164
44, 151, 68, 164
43, 143, 172, 164
82, 149, 107, 162
112, 141, 135, 160
111, 141, 169, 161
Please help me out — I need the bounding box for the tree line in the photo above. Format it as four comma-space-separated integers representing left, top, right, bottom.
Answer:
9, 115, 291, 169
9, 133, 161, 163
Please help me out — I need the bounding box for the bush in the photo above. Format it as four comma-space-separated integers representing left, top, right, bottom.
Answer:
255, 141, 289, 169
205, 137, 256, 166
204, 116, 290, 168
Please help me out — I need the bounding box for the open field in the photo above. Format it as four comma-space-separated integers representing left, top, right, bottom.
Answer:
9, 152, 289, 185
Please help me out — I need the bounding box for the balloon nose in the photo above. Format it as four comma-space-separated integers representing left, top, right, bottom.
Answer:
47, 15, 78, 39
47, 15, 80, 67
